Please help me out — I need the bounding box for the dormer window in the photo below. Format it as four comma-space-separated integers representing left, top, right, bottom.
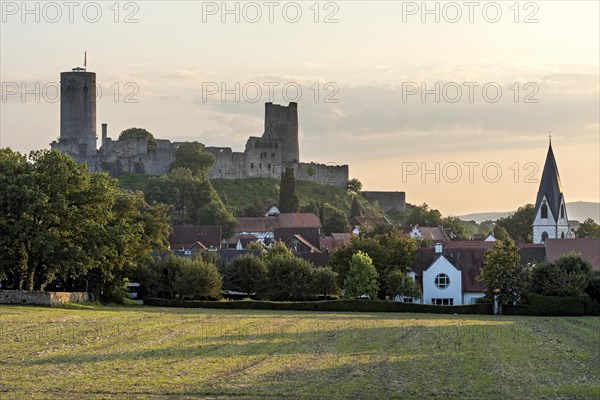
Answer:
541, 202, 548, 219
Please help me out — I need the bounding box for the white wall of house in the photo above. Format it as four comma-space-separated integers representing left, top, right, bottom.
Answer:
532, 195, 571, 244
463, 292, 485, 305
422, 256, 462, 305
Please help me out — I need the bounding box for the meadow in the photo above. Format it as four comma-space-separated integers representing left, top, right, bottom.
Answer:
1, 304, 599, 399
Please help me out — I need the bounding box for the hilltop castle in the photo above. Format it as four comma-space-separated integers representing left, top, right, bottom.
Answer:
51, 67, 349, 187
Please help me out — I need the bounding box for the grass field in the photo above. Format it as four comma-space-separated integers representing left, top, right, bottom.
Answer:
1, 304, 599, 399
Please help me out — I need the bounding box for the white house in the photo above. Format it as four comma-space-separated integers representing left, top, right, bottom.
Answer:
422, 256, 463, 305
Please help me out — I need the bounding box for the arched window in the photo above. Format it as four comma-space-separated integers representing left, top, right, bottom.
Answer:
541, 231, 549, 242
541, 203, 548, 219
560, 204, 565, 219
561, 232, 565, 239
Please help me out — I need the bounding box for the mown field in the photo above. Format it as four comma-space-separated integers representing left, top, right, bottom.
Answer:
1, 304, 599, 399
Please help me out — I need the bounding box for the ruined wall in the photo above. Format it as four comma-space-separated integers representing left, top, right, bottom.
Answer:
294, 162, 349, 188
263, 102, 299, 163
205, 147, 245, 179
363, 191, 406, 212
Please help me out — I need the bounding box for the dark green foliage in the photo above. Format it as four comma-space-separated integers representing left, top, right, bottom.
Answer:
266, 254, 315, 300
220, 255, 268, 296
329, 231, 418, 299
118, 127, 157, 151
576, 218, 600, 238
145, 298, 493, 314
504, 293, 588, 316
169, 141, 216, 178
385, 269, 421, 299
350, 196, 362, 219
145, 168, 237, 238
401, 203, 442, 227
492, 225, 510, 241
173, 257, 222, 299
140, 255, 222, 300
0, 149, 170, 295
322, 203, 350, 235
279, 167, 300, 213
311, 266, 339, 297
586, 271, 600, 302
530, 254, 592, 297
346, 178, 363, 193
495, 204, 534, 242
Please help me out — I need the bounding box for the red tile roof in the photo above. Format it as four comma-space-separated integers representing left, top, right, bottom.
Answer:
350, 216, 390, 226
237, 213, 321, 233
545, 238, 600, 271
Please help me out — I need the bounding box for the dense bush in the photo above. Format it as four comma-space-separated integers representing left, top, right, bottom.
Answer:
503, 293, 588, 316
586, 271, 600, 302
145, 298, 493, 314
220, 255, 268, 296
266, 255, 315, 300
311, 266, 339, 297
530, 254, 592, 297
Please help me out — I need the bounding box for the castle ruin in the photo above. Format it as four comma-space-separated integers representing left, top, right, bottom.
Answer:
51, 67, 349, 188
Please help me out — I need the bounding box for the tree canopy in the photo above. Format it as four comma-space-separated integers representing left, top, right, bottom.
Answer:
576, 218, 600, 238
495, 204, 534, 242
119, 127, 157, 150
169, 141, 216, 178
0, 149, 170, 296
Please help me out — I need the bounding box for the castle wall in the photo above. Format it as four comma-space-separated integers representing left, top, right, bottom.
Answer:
263, 102, 299, 163
294, 162, 349, 188
205, 147, 245, 179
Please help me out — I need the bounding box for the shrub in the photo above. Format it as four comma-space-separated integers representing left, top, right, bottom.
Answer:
266, 254, 315, 300
343, 251, 379, 299
173, 257, 222, 300
220, 255, 268, 296
530, 254, 592, 297
311, 266, 339, 297
585, 271, 600, 302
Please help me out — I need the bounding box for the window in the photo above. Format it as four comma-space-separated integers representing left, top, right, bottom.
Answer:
561, 232, 565, 239
541, 202, 548, 219
250, 163, 254, 169
434, 273, 450, 289
271, 153, 275, 158
431, 298, 453, 306
541, 231, 549, 242
560, 204, 565, 219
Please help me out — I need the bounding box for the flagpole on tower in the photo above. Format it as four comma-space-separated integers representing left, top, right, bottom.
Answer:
84, 51, 87, 70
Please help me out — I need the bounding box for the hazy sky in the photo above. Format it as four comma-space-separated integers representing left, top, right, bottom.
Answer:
1, 1, 598, 216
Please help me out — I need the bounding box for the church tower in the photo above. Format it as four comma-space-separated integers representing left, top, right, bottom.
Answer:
532, 139, 572, 243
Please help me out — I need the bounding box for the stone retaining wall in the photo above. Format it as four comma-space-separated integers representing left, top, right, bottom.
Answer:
0, 290, 88, 306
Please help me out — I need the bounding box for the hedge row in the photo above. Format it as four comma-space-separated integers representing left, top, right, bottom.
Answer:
504, 293, 600, 316
145, 296, 600, 316
145, 298, 493, 314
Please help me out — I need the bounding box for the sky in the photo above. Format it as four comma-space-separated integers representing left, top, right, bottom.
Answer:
1, 1, 599, 216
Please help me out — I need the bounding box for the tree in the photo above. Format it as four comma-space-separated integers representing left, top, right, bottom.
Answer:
169, 141, 216, 178
220, 255, 268, 296
385, 269, 421, 300
402, 203, 442, 227
119, 127, 158, 151
492, 225, 510, 241
279, 167, 299, 213
0, 149, 171, 295
350, 196, 362, 219
172, 257, 222, 299
576, 218, 600, 238
441, 216, 469, 240
329, 231, 417, 299
322, 204, 350, 235
266, 254, 315, 300
311, 267, 339, 297
264, 241, 293, 264
530, 254, 592, 297
346, 178, 363, 193
477, 238, 528, 314
495, 204, 534, 242
343, 251, 379, 299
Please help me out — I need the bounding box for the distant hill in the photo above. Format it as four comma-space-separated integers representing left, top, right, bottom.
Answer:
458, 201, 600, 223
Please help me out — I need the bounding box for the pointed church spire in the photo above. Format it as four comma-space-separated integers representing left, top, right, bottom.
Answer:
535, 139, 563, 221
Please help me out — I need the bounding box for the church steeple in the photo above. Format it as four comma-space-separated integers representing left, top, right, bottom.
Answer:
532, 138, 571, 243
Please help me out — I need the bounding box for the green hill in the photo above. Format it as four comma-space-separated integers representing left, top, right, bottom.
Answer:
118, 174, 384, 218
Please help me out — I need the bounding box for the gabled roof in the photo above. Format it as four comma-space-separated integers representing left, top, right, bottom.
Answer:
545, 238, 600, 271
535, 142, 565, 220
169, 226, 222, 250
285, 234, 322, 253
237, 213, 321, 233
417, 227, 449, 242
320, 233, 352, 253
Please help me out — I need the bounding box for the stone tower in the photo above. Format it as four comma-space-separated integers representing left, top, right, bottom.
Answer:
263, 102, 299, 163
532, 139, 572, 243
59, 67, 97, 156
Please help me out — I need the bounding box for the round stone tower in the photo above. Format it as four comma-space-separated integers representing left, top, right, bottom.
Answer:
263, 102, 299, 163
60, 67, 97, 156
